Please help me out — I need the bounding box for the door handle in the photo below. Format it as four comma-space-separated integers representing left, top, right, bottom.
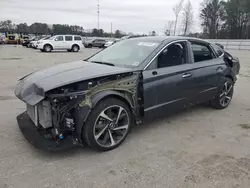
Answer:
182, 73, 192, 78
152, 71, 158, 75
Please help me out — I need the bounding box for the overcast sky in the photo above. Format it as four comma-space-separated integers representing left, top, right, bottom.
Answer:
0, 0, 202, 34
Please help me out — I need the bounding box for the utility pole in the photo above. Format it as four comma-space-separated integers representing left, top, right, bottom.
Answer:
97, 0, 100, 30
111, 22, 112, 38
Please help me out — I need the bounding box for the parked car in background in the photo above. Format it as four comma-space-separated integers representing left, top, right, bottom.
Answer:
28, 36, 45, 48
34, 36, 51, 49
15, 36, 240, 151
6, 34, 19, 44
84, 38, 106, 48
104, 40, 116, 48
37, 35, 83, 52
0, 34, 6, 44
19, 35, 30, 44
120, 35, 142, 40
22, 36, 34, 47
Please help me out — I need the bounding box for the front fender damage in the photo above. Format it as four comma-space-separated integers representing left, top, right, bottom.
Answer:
48, 72, 142, 143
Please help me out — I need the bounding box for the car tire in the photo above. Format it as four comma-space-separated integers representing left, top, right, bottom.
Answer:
40, 49, 44, 52
43, 44, 52, 52
67, 49, 72, 52
82, 97, 132, 151
88, 44, 92, 48
211, 77, 234, 109
72, 45, 79, 52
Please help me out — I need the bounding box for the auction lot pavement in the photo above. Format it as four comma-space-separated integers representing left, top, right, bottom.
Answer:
0, 45, 250, 188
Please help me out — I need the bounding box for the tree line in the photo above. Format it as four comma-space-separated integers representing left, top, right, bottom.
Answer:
1, 0, 250, 39
200, 0, 250, 39
166, 0, 250, 39
0, 20, 126, 38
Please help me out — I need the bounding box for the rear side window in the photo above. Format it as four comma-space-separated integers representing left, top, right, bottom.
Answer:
65, 36, 73, 41
211, 44, 224, 57
55, 36, 64, 41
74, 36, 82, 41
191, 43, 215, 63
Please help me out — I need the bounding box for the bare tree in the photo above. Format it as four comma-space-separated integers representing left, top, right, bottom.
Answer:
173, 0, 185, 35
182, 0, 193, 36
164, 20, 175, 36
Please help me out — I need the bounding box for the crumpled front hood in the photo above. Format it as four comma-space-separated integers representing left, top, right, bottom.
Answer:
15, 60, 132, 106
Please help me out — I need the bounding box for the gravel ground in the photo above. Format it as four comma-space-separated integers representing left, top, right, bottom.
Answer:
0, 45, 250, 188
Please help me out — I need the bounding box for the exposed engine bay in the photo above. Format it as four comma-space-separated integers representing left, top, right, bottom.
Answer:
24, 72, 142, 144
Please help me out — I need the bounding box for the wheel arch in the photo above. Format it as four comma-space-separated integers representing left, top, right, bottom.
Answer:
72, 43, 80, 49
225, 74, 234, 82
74, 90, 134, 143
91, 90, 133, 110
43, 43, 53, 50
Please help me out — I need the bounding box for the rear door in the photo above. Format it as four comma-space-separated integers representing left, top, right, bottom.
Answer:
187, 40, 226, 104
74, 36, 83, 48
92, 39, 99, 47
53, 35, 65, 49
65, 36, 73, 49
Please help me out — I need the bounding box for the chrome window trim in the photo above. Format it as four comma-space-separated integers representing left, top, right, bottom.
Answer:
143, 40, 188, 70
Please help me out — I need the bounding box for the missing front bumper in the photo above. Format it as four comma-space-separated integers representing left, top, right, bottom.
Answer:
17, 112, 78, 152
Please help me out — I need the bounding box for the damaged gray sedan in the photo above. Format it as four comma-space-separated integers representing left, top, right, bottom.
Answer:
15, 36, 240, 151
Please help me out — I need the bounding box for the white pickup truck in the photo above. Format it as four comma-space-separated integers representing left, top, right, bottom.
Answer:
37, 35, 83, 52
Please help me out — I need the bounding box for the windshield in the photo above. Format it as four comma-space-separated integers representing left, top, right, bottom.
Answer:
49, 36, 55, 40
88, 39, 160, 68
41, 36, 50, 40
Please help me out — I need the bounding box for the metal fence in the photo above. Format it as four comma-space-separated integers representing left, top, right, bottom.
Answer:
206, 39, 250, 50
83, 38, 250, 51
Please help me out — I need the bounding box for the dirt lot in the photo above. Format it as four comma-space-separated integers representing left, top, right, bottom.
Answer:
0, 45, 250, 188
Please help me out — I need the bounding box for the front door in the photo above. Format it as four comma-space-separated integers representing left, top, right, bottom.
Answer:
54, 36, 65, 49
143, 41, 197, 119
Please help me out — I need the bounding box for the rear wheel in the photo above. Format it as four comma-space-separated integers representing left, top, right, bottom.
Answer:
211, 77, 234, 109
72, 45, 79, 52
82, 98, 132, 151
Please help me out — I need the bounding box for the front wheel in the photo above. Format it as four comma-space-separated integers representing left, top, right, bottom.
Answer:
82, 98, 132, 151
43, 44, 52, 52
211, 77, 234, 109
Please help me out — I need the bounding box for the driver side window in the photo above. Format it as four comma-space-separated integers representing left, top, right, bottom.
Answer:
147, 42, 187, 70
55, 36, 64, 41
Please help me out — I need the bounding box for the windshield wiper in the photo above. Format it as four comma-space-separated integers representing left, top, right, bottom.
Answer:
90, 61, 115, 66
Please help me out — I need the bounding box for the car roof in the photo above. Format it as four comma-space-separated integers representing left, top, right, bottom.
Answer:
126, 36, 209, 44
